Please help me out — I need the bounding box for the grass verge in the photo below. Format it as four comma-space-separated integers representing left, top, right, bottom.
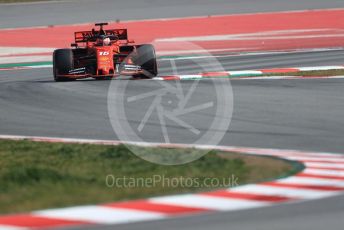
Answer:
0, 139, 300, 214
265, 69, 344, 77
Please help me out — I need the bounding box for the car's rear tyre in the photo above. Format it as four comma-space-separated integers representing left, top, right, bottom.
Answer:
133, 44, 158, 79
53, 49, 75, 82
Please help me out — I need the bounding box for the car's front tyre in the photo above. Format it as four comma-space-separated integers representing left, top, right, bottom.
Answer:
133, 44, 158, 79
53, 49, 74, 82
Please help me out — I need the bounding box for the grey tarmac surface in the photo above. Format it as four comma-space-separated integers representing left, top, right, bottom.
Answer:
1, 49, 344, 153
1, 49, 344, 230
1, 1, 344, 230
1, 0, 344, 29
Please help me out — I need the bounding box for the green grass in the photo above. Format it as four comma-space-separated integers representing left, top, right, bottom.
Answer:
0, 139, 299, 214
265, 69, 344, 77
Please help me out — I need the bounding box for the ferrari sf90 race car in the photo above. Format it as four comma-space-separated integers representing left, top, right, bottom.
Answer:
53, 23, 158, 81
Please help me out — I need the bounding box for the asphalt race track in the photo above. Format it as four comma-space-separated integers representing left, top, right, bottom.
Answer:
1, 0, 344, 29
1, 50, 344, 153
1, 1, 344, 230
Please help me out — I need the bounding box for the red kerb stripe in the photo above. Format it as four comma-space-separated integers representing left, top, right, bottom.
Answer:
296, 173, 344, 180
201, 190, 293, 202
301, 159, 344, 164
202, 72, 229, 77
261, 181, 344, 191
103, 200, 211, 215
0, 214, 90, 227
308, 166, 344, 171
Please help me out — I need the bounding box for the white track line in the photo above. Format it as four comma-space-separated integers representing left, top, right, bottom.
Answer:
231, 184, 338, 199
34, 206, 164, 224
150, 194, 268, 211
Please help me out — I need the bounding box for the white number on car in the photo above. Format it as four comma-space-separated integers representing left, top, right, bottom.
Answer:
99, 51, 110, 55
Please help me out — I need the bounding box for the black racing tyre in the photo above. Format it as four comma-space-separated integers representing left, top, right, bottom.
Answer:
133, 44, 158, 79
53, 49, 74, 82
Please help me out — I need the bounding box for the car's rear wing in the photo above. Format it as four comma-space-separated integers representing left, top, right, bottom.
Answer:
74, 29, 128, 43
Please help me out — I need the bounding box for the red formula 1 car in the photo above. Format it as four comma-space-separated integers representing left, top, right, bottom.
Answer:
53, 23, 158, 81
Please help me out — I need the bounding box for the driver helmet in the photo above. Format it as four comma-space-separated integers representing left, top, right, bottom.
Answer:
96, 36, 111, 46
103, 37, 111, 46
